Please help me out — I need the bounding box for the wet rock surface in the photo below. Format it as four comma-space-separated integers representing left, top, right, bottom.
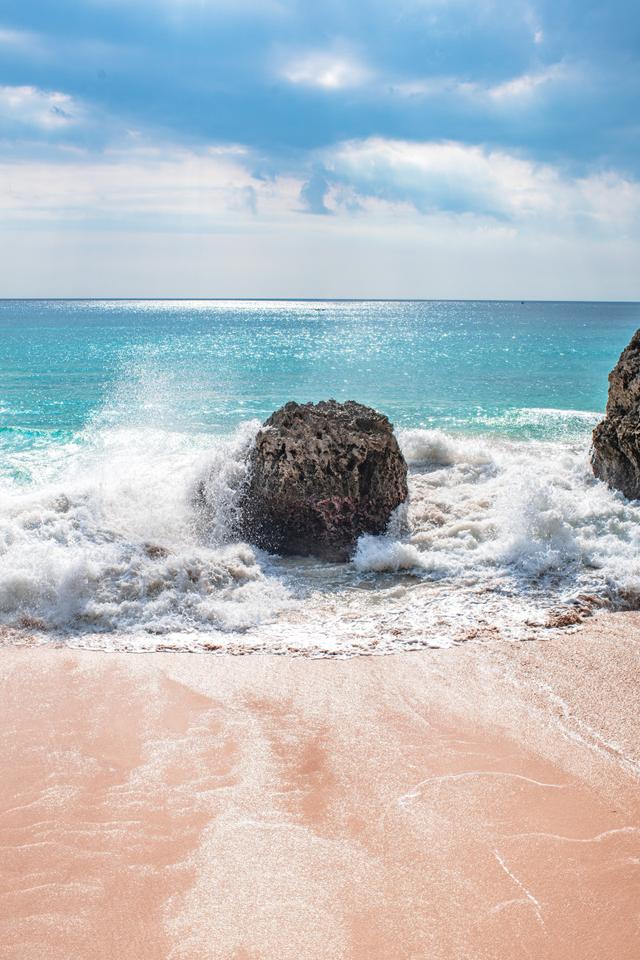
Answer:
592, 329, 640, 499
239, 400, 408, 561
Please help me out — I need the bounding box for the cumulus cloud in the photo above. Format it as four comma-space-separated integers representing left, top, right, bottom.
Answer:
322, 137, 640, 231
2, 133, 638, 240
0, 1, 638, 295
324, 138, 553, 218
280, 49, 371, 90
0, 85, 83, 131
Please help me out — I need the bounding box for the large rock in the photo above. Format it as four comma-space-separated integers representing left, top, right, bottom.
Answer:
239, 400, 408, 561
592, 329, 640, 498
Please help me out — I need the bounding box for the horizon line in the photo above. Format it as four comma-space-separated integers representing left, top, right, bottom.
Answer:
1, 297, 639, 305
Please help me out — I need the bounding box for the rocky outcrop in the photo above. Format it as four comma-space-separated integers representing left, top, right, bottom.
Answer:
592, 330, 640, 498
239, 400, 408, 561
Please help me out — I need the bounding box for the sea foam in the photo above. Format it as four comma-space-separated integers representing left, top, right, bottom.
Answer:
1, 419, 640, 655
0, 419, 292, 639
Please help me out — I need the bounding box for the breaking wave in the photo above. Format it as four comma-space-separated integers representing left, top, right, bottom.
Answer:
0, 419, 294, 641
2, 414, 640, 655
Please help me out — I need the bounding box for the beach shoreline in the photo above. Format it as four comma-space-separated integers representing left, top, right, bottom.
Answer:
0, 612, 638, 959
3, 300, 639, 654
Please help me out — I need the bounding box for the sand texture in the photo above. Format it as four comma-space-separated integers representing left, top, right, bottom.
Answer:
0, 613, 639, 959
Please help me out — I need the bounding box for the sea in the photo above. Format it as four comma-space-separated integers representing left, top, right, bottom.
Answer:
1, 298, 639, 655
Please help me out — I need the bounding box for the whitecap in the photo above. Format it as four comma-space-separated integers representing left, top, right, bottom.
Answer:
3, 412, 640, 655
398, 427, 494, 467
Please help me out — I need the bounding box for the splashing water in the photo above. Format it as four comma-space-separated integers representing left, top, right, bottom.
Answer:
1, 298, 639, 655
2, 419, 640, 655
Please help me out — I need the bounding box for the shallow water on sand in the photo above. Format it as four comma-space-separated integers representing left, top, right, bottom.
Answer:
1, 299, 639, 654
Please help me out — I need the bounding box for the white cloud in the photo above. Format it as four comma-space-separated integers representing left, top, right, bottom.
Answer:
281, 50, 371, 90
391, 63, 569, 104
323, 137, 640, 230
0, 137, 638, 299
389, 66, 570, 110
2, 137, 639, 241
486, 64, 566, 101
0, 144, 300, 223
576, 172, 640, 229
521, 2, 545, 46
0, 85, 83, 130
325, 138, 554, 218
0, 26, 41, 53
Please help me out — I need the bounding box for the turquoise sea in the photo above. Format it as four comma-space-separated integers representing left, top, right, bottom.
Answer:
1, 299, 639, 654
1, 299, 636, 444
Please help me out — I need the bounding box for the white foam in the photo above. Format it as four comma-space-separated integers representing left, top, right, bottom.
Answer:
3, 418, 640, 656
0, 420, 292, 635
345, 427, 640, 644
398, 428, 494, 467
353, 536, 425, 573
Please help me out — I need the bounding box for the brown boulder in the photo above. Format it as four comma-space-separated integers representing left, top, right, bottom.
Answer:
239, 400, 408, 561
592, 329, 640, 498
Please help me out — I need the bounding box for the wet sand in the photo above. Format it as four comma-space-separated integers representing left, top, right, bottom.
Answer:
0, 613, 639, 959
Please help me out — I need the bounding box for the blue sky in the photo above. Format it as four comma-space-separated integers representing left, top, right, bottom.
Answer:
0, 0, 639, 297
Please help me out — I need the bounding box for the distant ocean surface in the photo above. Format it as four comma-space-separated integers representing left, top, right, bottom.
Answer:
1, 299, 640, 655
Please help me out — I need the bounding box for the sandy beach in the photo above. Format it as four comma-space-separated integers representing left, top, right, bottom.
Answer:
4, 0, 640, 951
0, 614, 638, 959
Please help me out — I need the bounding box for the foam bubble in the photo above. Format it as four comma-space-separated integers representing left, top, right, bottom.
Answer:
353, 536, 424, 573
399, 428, 494, 467
3, 414, 640, 655
0, 420, 292, 635
318, 428, 640, 651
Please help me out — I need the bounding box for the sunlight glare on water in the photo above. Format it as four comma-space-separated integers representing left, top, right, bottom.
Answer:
0, 299, 639, 654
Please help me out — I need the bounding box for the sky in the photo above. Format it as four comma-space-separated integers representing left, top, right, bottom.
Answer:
0, 0, 639, 298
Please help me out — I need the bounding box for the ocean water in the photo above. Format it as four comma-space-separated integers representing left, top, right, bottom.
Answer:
1, 298, 639, 655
